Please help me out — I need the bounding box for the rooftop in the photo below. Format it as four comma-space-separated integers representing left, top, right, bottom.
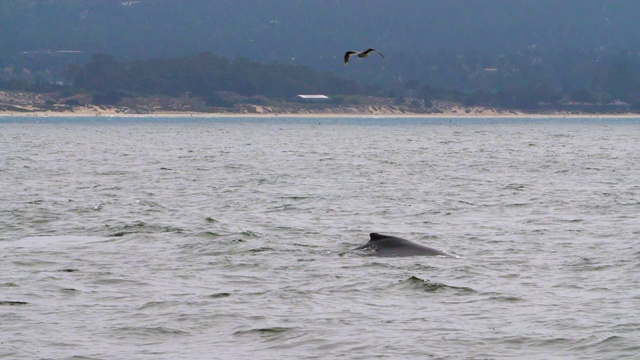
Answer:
296, 95, 330, 99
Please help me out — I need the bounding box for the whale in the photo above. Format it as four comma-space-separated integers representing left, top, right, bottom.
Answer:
354, 233, 452, 257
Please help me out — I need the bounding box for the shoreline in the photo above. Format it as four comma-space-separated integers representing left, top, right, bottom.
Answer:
2, 91, 640, 119
1, 109, 640, 119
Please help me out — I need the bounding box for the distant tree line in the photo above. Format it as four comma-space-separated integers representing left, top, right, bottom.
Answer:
4, 48, 640, 111
62, 53, 367, 105
386, 48, 640, 110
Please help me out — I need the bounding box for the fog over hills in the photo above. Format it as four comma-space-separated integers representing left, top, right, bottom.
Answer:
3, 1, 639, 61
2, 0, 640, 102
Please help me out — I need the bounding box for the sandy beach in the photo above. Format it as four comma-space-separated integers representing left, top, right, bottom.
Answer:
1, 107, 639, 119
1, 91, 639, 119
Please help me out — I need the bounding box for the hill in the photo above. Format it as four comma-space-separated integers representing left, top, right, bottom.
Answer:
2, 1, 640, 109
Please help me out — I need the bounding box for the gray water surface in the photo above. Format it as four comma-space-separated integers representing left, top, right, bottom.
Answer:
1, 117, 639, 359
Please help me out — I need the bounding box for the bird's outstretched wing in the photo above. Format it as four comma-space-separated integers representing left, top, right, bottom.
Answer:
363, 48, 385, 59
344, 51, 358, 65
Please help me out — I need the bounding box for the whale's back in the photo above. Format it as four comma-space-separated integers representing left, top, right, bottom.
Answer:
355, 233, 452, 257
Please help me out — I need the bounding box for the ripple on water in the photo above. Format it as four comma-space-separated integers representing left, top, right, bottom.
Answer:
1, 119, 639, 359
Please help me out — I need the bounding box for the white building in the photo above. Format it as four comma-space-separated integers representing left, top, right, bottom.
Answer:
294, 95, 330, 102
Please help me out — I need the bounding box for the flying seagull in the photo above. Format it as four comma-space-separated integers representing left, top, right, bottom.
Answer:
344, 48, 385, 65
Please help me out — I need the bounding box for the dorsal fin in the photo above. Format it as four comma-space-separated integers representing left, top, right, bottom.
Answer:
370, 233, 391, 241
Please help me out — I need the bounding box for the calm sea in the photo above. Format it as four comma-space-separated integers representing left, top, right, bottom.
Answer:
1, 116, 639, 359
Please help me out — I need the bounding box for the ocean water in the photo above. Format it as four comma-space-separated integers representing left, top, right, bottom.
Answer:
1, 116, 639, 359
